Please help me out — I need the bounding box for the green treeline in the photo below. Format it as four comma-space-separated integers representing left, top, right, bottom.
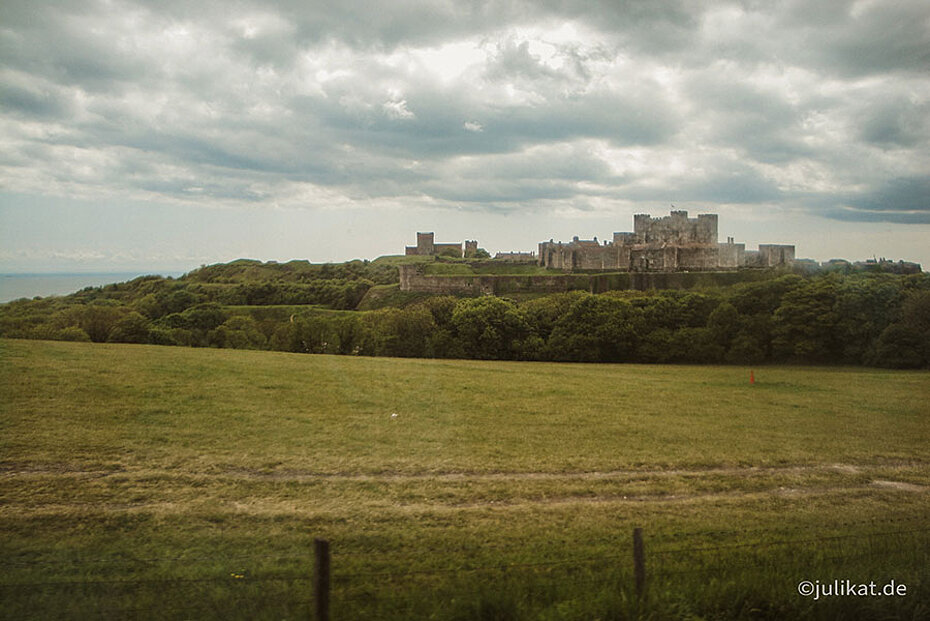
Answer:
2, 264, 929, 368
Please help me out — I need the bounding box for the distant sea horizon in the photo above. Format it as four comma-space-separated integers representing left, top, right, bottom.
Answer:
0, 271, 187, 303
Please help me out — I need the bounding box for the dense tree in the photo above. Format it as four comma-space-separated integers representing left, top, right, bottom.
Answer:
834, 275, 905, 363
288, 316, 341, 354
638, 295, 687, 330
677, 292, 723, 327
363, 307, 437, 358
666, 328, 724, 363
868, 290, 930, 368
330, 315, 367, 355
214, 316, 266, 350
521, 291, 587, 342
638, 328, 673, 363
451, 297, 531, 360
417, 296, 458, 329
58, 326, 91, 342
134, 294, 163, 320
76, 303, 125, 343
730, 274, 804, 315
548, 294, 641, 362
707, 302, 740, 349
871, 324, 926, 369
149, 326, 194, 347
179, 304, 227, 332
725, 332, 767, 364
901, 290, 930, 334
772, 278, 841, 362
107, 312, 152, 344
161, 289, 202, 315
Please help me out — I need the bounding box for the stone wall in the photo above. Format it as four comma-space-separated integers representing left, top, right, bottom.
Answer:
759, 244, 795, 266
494, 251, 536, 262
718, 237, 745, 268
398, 264, 781, 295
399, 265, 594, 295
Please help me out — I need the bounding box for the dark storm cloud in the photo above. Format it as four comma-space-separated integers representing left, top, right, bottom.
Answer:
0, 0, 928, 222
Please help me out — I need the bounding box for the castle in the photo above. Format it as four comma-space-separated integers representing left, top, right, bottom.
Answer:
538, 210, 794, 271
405, 210, 795, 271
405, 232, 479, 258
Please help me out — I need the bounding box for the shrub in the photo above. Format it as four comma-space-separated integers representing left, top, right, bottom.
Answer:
107, 312, 152, 344
57, 326, 91, 342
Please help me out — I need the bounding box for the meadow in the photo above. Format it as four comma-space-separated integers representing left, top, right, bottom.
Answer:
1, 339, 928, 619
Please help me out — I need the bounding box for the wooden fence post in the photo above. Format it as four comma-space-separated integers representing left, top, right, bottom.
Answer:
633, 527, 645, 599
314, 538, 330, 621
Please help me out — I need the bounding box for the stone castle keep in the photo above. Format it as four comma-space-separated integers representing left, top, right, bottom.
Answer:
538, 210, 794, 271
405, 210, 795, 271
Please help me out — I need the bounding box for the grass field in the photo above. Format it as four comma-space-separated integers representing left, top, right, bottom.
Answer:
1, 339, 929, 619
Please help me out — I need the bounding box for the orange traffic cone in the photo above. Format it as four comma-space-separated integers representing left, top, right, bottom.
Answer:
750, 370, 755, 385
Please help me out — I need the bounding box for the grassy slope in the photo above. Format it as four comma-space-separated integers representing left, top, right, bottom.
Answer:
1, 339, 929, 619
4, 340, 927, 472
355, 284, 440, 310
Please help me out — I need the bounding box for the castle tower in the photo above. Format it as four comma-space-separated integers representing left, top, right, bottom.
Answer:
696, 214, 718, 244
416, 232, 435, 255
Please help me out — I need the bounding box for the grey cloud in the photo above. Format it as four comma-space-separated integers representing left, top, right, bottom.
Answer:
485, 39, 565, 82
770, 0, 858, 28
824, 209, 930, 225
458, 145, 616, 182
548, 0, 700, 56
1, 0, 929, 224
483, 90, 678, 148
619, 160, 784, 205
676, 171, 783, 205
0, 4, 153, 92
130, 0, 700, 57
813, 0, 930, 78
418, 143, 622, 205
481, 37, 613, 86
0, 80, 74, 119
747, 0, 930, 79
817, 177, 930, 224
857, 97, 929, 148
426, 180, 582, 205
844, 176, 930, 214
681, 69, 813, 164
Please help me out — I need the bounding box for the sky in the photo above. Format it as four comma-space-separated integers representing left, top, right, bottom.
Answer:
1, 0, 928, 273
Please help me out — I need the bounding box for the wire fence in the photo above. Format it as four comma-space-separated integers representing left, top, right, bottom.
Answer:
2, 522, 928, 620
